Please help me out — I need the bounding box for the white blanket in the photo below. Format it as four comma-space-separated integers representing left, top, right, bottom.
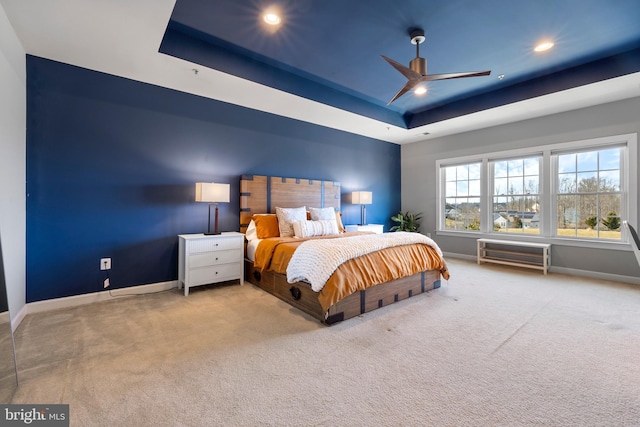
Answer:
286, 232, 442, 292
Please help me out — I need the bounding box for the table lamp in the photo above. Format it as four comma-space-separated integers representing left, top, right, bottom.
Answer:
352, 191, 372, 225
195, 182, 230, 234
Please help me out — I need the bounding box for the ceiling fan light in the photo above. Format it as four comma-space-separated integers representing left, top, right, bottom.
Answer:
414, 86, 427, 95
534, 41, 554, 52
263, 12, 281, 26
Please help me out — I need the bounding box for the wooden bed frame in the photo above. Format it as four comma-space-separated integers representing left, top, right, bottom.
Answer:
240, 174, 442, 325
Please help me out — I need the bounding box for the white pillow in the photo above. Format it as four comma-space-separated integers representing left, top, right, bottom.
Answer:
293, 220, 339, 238
275, 206, 307, 237
245, 219, 257, 241
308, 207, 336, 221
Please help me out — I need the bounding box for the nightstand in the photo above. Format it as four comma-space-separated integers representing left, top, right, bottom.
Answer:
344, 224, 384, 234
178, 232, 244, 296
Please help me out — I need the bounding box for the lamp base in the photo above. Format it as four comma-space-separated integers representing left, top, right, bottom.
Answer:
360, 205, 367, 227
204, 204, 222, 235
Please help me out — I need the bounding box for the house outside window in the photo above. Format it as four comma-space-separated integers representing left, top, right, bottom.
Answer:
492, 157, 541, 235
443, 163, 481, 231
555, 147, 622, 240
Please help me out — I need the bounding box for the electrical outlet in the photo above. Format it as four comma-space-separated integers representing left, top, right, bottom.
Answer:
100, 258, 111, 270
103, 278, 110, 288
427, 233, 431, 238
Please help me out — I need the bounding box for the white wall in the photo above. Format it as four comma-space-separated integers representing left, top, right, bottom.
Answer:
0, 4, 26, 325
402, 96, 640, 280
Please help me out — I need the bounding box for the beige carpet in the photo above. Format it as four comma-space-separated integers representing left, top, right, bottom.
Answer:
6, 259, 640, 426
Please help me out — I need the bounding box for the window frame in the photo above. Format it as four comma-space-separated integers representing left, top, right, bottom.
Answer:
436, 133, 637, 249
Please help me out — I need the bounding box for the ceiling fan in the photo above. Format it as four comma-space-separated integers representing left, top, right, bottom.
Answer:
382, 28, 491, 105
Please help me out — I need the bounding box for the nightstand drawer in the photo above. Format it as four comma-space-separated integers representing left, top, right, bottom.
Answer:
188, 237, 242, 253
189, 263, 242, 286
189, 250, 239, 268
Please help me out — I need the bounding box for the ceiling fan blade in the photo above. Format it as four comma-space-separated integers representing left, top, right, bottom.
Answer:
386, 79, 422, 105
423, 70, 491, 81
381, 55, 422, 81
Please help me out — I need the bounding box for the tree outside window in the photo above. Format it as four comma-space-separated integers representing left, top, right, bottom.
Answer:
492, 157, 540, 235
556, 148, 621, 239
443, 163, 481, 231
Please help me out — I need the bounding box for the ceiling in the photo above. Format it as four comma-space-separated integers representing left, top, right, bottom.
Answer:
3, 0, 640, 144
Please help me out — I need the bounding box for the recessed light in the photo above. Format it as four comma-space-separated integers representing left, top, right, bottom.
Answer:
534, 40, 554, 53
263, 12, 281, 25
414, 86, 427, 95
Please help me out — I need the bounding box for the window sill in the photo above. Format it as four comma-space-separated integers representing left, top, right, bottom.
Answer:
435, 230, 631, 251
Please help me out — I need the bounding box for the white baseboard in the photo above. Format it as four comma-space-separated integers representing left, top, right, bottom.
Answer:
25, 280, 179, 317
11, 258, 639, 331
549, 266, 640, 285
443, 251, 640, 286
442, 252, 476, 262
10, 305, 27, 333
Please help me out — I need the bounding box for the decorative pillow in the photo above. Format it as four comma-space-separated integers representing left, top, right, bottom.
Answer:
245, 220, 258, 241
308, 207, 336, 221
253, 214, 279, 239
335, 211, 345, 233
275, 206, 307, 237
292, 220, 340, 238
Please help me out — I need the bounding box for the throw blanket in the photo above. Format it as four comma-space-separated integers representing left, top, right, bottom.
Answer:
287, 232, 443, 291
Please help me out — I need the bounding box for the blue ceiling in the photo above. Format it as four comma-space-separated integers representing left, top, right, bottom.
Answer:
160, 0, 640, 129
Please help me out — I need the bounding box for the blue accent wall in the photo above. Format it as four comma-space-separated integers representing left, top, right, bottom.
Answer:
26, 56, 400, 303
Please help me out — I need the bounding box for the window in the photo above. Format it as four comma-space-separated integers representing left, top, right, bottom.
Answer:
443, 163, 481, 231
555, 147, 622, 240
492, 157, 541, 234
437, 133, 637, 246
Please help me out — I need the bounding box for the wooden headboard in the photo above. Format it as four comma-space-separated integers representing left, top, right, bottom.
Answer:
240, 175, 341, 233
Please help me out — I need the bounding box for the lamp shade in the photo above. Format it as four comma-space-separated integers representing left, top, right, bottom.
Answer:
195, 182, 230, 203
352, 191, 372, 205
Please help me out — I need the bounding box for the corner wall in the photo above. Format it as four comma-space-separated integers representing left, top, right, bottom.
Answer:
402, 96, 640, 278
0, 4, 27, 323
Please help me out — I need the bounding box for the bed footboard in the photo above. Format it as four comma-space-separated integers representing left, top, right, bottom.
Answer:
245, 259, 441, 325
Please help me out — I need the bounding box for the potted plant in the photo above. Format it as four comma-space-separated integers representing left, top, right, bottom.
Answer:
390, 211, 422, 232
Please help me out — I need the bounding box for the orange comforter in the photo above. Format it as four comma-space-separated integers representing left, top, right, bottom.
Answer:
254, 232, 449, 312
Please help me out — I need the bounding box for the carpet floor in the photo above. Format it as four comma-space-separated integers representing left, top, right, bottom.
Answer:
5, 258, 640, 426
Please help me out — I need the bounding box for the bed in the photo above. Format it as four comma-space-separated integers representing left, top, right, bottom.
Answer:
240, 174, 449, 325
